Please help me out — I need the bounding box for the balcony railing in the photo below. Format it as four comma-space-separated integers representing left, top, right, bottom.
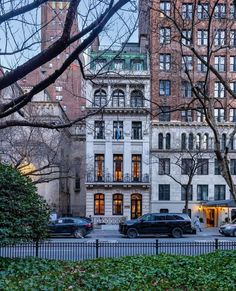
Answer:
86, 173, 150, 183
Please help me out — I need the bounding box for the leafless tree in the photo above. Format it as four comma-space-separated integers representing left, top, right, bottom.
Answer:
150, 0, 236, 201
0, 0, 137, 129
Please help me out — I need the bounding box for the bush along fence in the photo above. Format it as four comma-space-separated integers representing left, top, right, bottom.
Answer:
1, 239, 236, 261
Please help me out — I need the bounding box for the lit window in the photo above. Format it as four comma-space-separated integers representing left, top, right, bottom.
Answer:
113, 194, 123, 215
94, 194, 105, 215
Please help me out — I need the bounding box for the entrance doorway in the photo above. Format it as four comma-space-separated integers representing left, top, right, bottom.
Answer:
205, 208, 215, 227
131, 194, 142, 219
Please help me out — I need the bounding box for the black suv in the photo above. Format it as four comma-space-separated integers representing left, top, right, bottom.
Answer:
119, 213, 195, 238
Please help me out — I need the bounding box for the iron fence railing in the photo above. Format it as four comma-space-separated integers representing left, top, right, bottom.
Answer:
86, 173, 150, 183
1, 239, 236, 261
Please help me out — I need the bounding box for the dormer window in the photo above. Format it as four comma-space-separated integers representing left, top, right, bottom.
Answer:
113, 59, 125, 70
131, 59, 144, 71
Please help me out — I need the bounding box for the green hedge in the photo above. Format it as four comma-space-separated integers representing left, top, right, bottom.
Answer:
0, 251, 236, 290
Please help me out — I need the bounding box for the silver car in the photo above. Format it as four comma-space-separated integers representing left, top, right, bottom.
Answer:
219, 219, 236, 237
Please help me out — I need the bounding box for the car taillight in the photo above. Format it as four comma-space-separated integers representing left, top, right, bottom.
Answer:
85, 223, 92, 228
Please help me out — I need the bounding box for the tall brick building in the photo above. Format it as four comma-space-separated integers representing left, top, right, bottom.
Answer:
40, 1, 84, 120
142, 0, 236, 226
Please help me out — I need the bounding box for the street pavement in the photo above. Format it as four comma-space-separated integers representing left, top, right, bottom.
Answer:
50, 227, 236, 242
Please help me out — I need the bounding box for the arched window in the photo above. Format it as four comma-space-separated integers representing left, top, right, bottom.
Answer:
94, 89, 107, 107
196, 133, 201, 150
158, 133, 163, 149
181, 133, 187, 150
189, 133, 194, 150
113, 194, 123, 215
94, 193, 105, 215
112, 89, 125, 107
221, 133, 227, 150
166, 133, 171, 149
130, 90, 144, 107
203, 133, 209, 150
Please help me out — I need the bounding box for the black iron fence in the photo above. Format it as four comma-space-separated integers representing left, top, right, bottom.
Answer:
1, 239, 236, 262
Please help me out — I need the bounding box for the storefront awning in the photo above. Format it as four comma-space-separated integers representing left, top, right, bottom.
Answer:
201, 200, 236, 207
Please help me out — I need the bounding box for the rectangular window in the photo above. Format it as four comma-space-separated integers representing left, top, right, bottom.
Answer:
94, 121, 105, 139
159, 80, 171, 96
214, 185, 226, 200
214, 4, 226, 19
160, 1, 171, 16
230, 56, 236, 72
159, 158, 170, 175
197, 159, 209, 175
230, 159, 236, 175
214, 108, 225, 122
113, 155, 123, 182
197, 108, 206, 122
230, 4, 236, 19
94, 194, 105, 215
230, 82, 236, 95
113, 59, 125, 70
113, 121, 124, 140
230, 30, 236, 47
215, 159, 221, 175
131, 59, 144, 71
56, 86, 63, 92
132, 155, 142, 181
181, 110, 192, 122
181, 159, 193, 175
159, 54, 171, 71
214, 56, 225, 72
197, 30, 208, 46
181, 81, 192, 98
214, 82, 225, 98
214, 29, 226, 46
159, 106, 171, 121
182, 29, 191, 45
197, 3, 208, 19
182, 55, 193, 71
181, 185, 193, 201
197, 56, 207, 72
95, 154, 104, 182
182, 3, 193, 19
159, 184, 170, 200
131, 121, 142, 140
160, 27, 171, 44
230, 108, 236, 122
197, 185, 208, 201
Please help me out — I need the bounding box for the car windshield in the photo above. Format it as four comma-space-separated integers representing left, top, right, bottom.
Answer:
231, 218, 236, 224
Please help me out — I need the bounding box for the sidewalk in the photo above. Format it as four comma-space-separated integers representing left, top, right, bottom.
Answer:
196, 227, 220, 236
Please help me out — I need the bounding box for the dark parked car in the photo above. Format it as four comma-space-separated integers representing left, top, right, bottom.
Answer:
48, 217, 93, 238
219, 219, 236, 237
119, 213, 195, 238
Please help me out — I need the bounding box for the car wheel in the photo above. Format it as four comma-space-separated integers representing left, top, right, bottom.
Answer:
127, 228, 138, 238
171, 227, 183, 238
74, 229, 85, 239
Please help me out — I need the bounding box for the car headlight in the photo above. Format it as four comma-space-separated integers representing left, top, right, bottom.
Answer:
225, 226, 233, 230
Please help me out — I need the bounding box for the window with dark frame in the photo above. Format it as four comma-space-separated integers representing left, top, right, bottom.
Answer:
160, 27, 171, 44
159, 80, 171, 96
214, 4, 226, 19
214, 56, 225, 72
159, 106, 171, 121
132, 154, 142, 182
95, 154, 104, 182
112, 89, 125, 107
197, 3, 208, 19
131, 121, 142, 140
130, 90, 144, 107
94, 193, 105, 215
214, 82, 225, 98
113, 121, 124, 140
94, 120, 105, 139
230, 56, 236, 72
197, 56, 207, 72
197, 185, 208, 201
160, 1, 171, 16
113, 154, 123, 182
182, 29, 191, 45
215, 159, 221, 175
230, 159, 236, 175
197, 159, 209, 175
230, 4, 236, 19
181, 159, 193, 175
214, 29, 226, 46
181, 81, 192, 98
159, 184, 170, 200
166, 133, 171, 149
113, 194, 123, 215
158, 133, 164, 149
181, 133, 187, 150
159, 158, 170, 175
182, 3, 193, 19
94, 89, 107, 107
197, 30, 208, 46
181, 185, 193, 201
159, 53, 171, 71
214, 185, 226, 200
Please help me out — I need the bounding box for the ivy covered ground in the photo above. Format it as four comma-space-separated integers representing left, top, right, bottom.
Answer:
0, 251, 236, 290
